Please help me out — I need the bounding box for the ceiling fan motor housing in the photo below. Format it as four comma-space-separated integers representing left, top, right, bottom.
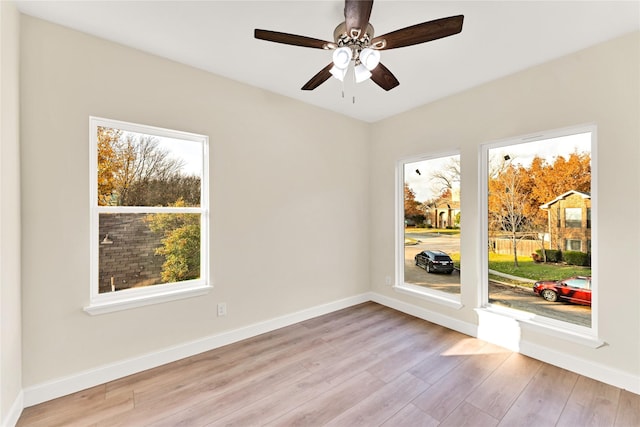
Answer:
333, 22, 376, 63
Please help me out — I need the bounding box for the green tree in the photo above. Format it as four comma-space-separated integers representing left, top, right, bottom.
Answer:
145, 199, 201, 283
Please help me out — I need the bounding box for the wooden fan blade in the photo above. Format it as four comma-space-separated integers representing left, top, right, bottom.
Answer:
370, 63, 399, 91
301, 63, 334, 90
255, 29, 334, 49
371, 15, 464, 50
344, 0, 374, 37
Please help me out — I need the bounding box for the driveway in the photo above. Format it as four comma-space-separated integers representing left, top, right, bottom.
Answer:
403, 232, 591, 327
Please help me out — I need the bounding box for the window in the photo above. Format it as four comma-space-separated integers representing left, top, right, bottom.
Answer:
566, 239, 582, 251
87, 117, 210, 314
565, 208, 582, 228
564, 277, 590, 290
482, 125, 596, 336
396, 153, 461, 308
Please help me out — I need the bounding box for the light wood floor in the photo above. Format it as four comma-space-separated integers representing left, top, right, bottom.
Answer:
18, 302, 640, 426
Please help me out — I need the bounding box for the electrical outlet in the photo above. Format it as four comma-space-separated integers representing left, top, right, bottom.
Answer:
217, 302, 227, 317
385, 276, 392, 286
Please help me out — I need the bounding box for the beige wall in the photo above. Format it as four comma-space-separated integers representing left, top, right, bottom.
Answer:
20, 15, 370, 388
14, 9, 640, 407
370, 32, 640, 377
1, 0, 23, 423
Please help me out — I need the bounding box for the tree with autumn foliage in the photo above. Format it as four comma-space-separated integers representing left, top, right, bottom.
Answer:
97, 126, 123, 205
97, 127, 199, 206
404, 183, 425, 225
488, 150, 591, 266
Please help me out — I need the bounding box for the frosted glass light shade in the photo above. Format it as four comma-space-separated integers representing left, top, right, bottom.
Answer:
359, 48, 380, 70
329, 65, 347, 81
354, 64, 372, 83
332, 47, 352, 70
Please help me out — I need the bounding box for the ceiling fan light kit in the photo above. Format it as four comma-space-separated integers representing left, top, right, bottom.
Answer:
359, 48, 381, 71
354, 64, 372, 83
254, 0, 463, 92
329, 65, 347, 82
332, 46, 353, 70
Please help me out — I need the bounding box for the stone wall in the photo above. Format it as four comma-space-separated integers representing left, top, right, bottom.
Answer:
98, 213, 165, 293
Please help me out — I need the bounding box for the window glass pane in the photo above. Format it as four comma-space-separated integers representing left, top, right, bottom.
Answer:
99, 212, 201, 293
564, 278, 589, 289
97, 126, 202, 207
404, 155, 460, 294
566, 239, 582, 251
487, 131, 592, 327
565, 208, 582, 228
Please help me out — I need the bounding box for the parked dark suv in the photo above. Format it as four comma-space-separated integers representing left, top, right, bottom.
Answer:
414, 250, 454, 274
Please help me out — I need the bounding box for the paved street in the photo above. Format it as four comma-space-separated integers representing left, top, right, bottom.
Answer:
403, 232, 591, 327
404, 232, 461, 293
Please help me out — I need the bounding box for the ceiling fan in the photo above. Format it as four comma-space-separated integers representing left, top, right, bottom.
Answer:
254, 0, 464, 91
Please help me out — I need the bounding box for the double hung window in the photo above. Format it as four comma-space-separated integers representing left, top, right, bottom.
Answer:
87, 117, 209, 314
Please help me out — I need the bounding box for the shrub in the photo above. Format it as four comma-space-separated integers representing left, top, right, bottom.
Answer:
563, 251, 591, 267
145, 199, 201, 283
536, 249, 562, 263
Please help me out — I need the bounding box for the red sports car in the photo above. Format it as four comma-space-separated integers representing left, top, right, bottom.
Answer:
533, 276, 591, 306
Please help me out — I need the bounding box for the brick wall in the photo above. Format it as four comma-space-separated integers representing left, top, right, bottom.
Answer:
546, 193, 591, 251
98, 213, 165, 293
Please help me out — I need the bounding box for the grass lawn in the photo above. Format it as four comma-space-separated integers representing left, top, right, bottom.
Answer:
448, 252, 591, 285
405, 227, 460, 236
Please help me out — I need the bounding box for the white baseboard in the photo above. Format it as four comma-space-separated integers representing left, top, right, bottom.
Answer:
22, 293, 371, 408
19, 291, 640, 414
370, 292, 477, 337
372, 291, 640, 395
519, 341, 640, 395
1, 390, 23, 427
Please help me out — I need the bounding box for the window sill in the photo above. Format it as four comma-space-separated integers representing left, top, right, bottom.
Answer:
84, 284, 212, 315
393, 284, 463, 310
475, 307, 605, 349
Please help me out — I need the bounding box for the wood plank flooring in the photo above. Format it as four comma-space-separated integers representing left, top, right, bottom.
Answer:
17, 302, 640, 426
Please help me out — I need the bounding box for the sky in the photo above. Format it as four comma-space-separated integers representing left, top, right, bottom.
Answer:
405, 154, 459, 203
405, 132, 591, 203
156, 136, 203, 177
123, 131, 203, 177
489, 132, 591, 170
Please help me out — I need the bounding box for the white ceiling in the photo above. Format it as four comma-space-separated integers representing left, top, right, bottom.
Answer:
14, 1, 640, 122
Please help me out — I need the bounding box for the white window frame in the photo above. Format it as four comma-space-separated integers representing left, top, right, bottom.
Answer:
394, 151, 463, 310
478, 124, 602, 347
85, 117, 210, 315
